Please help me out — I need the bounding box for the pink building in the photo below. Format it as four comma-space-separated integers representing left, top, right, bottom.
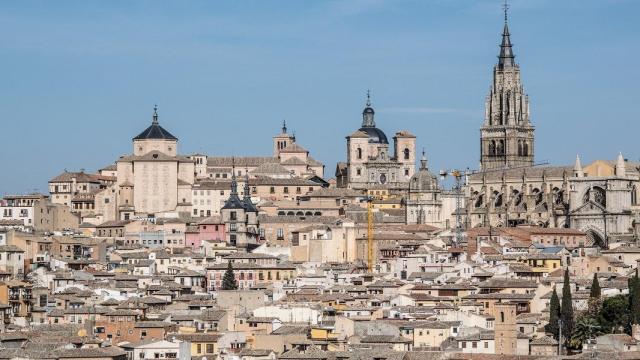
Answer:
185, 216, 225, 249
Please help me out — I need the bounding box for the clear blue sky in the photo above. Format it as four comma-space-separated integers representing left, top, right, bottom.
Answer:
1, 0, 638, 194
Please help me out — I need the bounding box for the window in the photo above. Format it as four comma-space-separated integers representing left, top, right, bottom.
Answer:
356, 168, 361, 176
277, 228, 284, 240
197, 344, 202, 354
484, 342, 489, 349
270, 187, 275, 194
105, 198, 110, 204
284, 187, 289, 194
206, 344, 214, 353
472, 341, 477, 348
356, 148, 362, 159
230, 211, 237, 221
403, 148, 410, 160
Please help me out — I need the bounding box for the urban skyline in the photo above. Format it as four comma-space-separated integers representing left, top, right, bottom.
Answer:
1, 0, 639, 193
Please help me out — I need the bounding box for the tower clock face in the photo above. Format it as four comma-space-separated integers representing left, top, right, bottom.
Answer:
380, 174, 387, 184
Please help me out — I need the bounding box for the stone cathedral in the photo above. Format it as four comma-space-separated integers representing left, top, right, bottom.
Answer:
480, 14, 534, 171
465, 11, 640, 246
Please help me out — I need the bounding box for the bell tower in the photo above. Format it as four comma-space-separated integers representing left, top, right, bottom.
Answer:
480, 4, 534, 171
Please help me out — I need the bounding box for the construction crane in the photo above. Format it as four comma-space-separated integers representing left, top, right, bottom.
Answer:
439, 162, 550, 247
367, 196, 374, 273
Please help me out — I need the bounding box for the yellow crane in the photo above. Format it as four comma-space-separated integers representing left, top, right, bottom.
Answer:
367, 196, 374, 272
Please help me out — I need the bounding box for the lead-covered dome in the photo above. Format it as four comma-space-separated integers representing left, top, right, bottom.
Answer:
359, 93, 388, 144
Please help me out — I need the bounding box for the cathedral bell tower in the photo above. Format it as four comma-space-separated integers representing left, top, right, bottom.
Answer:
480, 5, 535, 171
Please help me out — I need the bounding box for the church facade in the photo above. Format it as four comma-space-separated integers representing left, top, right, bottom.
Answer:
336, 94, 416, 190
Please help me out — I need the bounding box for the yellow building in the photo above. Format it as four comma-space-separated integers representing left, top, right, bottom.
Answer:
174, 333, 220, 357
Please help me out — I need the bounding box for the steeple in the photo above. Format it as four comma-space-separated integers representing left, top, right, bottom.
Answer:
243, 169, 257, 212
616, 152, 626, 177
574, 155, 584, 178
362, 90, 376, 128
479, 1, 534, 171
230, 158, 238, 195
498, 1, 515, 69
243, 169, 251, 200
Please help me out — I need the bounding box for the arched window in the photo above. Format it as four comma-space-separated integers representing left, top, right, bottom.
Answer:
500, 312, 505, 323
632, 186, 638, 206
497, 140, 505, 156
523, 142, 529, 157
357, 148, 362, 160
489, 141, 496, 156
517, 141, 523, 156
403, 148, 410, 160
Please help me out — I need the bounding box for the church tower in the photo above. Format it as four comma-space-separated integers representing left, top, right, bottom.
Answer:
480, 6, 534, 171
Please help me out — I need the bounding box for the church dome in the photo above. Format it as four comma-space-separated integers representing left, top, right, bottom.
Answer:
358, 126, 388, 144
358, 93, 388, 144
133, 106, 178, 141
410, 154, 438, 192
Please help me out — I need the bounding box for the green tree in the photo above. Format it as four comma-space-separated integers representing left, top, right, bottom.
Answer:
588, 273, 603, 316
561, 269, 575, 343
590, 273, 601, 298
546, 286, 561, 340
629, 269, 640, 326
572, 317, 603, 348
599, 294, 630, 334
222, 261, 238, 290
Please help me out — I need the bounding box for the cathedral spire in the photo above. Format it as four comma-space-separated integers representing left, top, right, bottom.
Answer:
152, 104, 159, 124
362, 90, 376, 128
498, 1, 515, 69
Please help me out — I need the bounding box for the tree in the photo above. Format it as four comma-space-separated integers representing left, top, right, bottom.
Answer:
561, 268, 575, 343
599, 294, 630, 334
590, 273, 601, 298
222, 261, 238, 290
629, 269, 640, 326
588, 273, 603, 316
546, 286, 561, 340
572, 317, 603, 348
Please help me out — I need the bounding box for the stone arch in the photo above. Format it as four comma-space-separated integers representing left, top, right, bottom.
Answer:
489, 141, 496, 156
403, 148, 410, 160
296, 211, 304, 216
356, 148, 362, 159
314, 211, 322, 216
523, 141, 529, 156
497, 140, 505, 156
286, 211, 295, 216
585, 227, 606, 248
632, 185, 638, 206
304, 211, 313, 216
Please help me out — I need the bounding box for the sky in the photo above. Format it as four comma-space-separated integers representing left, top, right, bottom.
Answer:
0, 0, 639, 194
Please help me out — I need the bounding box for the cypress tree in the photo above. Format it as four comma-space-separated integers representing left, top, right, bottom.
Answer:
222, 261, 238, 290
588, 273, 603, 316
547, 286, 561, 340
561, 268, 575, 341
630, 268, 640, 325
590, 273, 601, 298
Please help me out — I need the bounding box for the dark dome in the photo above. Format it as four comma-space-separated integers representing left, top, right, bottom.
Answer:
133, 123, 178, 141
358, 126, 388, 144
